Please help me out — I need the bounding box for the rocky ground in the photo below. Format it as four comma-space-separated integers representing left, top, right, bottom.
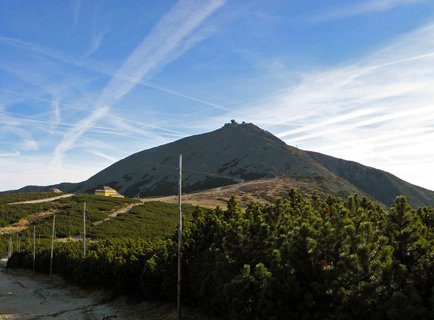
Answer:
0, 259, 215, 320
0, 259, 174, 320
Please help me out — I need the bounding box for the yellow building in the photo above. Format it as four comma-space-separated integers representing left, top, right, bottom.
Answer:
95, 186, 124, 198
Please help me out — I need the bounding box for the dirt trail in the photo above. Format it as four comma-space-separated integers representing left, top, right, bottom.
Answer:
92, 202, 144, 227
141, 194, 226, 209
0, 201, 143, 238
0, 265, 117, 319
140, 177, 334, 209
8, 194, 74, 205
0, 262, 214, 320
0, 264, 180, 319
140, 178, 283, 209
0, 209, 57, 236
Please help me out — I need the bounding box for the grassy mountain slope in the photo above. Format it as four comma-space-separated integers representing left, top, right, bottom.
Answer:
10, 123, 434, 207
307, 151, 434, 207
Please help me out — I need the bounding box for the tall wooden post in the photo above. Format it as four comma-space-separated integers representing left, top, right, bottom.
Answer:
83, 202, 87, 258
49, 214, 56, 279
177, 154, 183, 320
8, 236, 12, 258
33, 226, 36, 273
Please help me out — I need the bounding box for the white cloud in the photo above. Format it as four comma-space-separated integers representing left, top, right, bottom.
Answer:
0, 109, 39, 151
71, 0, 82, 28
95, 0, 226, 105
52, 106, 110, 167
0, 35, 228, 112
52, 0, 226, 167
245, 22, 434, 190
85, 31, 105, 57
50, 96, 61, 129
0, 155, 102, 191
0, 150, 20, 157
87, 150, 117, 162
317, 0, 424, 20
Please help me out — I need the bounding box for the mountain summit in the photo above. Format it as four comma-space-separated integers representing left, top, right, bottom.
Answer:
16, 122, 434, 207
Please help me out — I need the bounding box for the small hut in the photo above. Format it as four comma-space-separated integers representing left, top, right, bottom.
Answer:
94, 186, 124, 198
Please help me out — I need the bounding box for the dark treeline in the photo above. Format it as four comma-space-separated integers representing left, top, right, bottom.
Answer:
7, 191, 434, 319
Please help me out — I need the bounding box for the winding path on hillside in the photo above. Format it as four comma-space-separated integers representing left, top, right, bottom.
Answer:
0, 209, 58, 236
2, 195, 143, 236
92, 201, 144, 227
8, 194, 74, 205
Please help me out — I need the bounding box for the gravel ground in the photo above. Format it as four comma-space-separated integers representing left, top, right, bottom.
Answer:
0, 259, 180, 320
0, 260, 216, 320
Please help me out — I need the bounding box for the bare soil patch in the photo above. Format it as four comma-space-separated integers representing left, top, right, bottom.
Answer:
8, 194, 73, 205
0, 267, 216, 320
92, 202, 144, 227
0, 209, 57, 236
142, 177, 329, 208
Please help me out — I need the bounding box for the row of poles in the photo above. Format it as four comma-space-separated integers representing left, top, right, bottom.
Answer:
6, 154, 184, 319
7, 200, 88, 278
48, 202, 88, 278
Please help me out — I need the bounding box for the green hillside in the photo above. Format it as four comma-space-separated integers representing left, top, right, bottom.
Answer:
14, 123, 434, 207
88, 201, 195, 239
0, 192, 62, 204
0, 193, 196, 257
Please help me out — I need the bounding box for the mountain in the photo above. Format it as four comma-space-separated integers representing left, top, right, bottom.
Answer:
13, 122, 434, 207
307, 151, 434, 207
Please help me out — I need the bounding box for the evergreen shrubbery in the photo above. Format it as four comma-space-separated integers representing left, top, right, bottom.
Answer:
7, 191, 434, 319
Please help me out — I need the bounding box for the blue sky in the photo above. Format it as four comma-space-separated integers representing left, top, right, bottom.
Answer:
1, 0, 434, 192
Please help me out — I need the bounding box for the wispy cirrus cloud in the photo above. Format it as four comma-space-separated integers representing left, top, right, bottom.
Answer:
53, 0, 226, 166
243, 22, 434, 188
49, 96, 61, 129
86, 149, 118, 162
52, 106, 110, 167
0, 150, 20, 157
3, 125, 38, 151
84, 31, 105, 57
316, 0, 425, 21
71, 0, 82, 28
84, 2, 106, 57
0, 35, 229, 112
94, 0, 226, 105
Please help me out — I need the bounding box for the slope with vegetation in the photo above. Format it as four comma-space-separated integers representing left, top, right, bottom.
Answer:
12, 123, 434, 207
88, 201, 195, 239
7, 190, 434, 319
0, 194, 139, 256
0, 196, 196, 258
0, 192, 61, 228
307, 151, 434, 208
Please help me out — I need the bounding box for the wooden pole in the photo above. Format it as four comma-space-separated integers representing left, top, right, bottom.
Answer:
33, 226, 36, 273
83, 202, 86, 258
49, 214, 56, 279
8, 236, 12, 258
177, 154, 183, 320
